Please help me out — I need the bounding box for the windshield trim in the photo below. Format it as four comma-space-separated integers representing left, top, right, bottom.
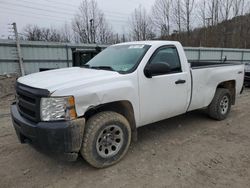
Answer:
124, 44, 151, 74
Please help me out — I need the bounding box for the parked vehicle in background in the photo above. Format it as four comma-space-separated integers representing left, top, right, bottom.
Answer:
72, 47, 102, 67
244, 62, 250, 87
11, 41, 244, 168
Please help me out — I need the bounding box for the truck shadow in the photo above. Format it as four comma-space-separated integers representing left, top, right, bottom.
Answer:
136, 109, 212, 142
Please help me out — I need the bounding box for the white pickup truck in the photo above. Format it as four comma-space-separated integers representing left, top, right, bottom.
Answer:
11, 41, 244, 168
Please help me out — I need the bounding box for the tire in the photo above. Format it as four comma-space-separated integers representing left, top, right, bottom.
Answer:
80, 111, 131, 168
207, 88, 232, 120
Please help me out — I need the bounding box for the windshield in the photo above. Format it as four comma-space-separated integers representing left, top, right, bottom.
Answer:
85, 44, 151, 73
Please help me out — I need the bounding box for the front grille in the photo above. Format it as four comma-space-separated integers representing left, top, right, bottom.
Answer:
16, 82, 50, 122
245, 72, 250, 77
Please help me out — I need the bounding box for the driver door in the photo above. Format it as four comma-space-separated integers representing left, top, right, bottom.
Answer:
138, 46, 190, 125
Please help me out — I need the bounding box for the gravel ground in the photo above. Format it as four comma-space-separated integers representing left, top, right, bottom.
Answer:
0, 74, 17, 98
0, 87, 250, 188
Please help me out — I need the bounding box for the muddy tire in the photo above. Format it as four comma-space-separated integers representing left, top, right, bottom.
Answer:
207, 88, 232, 120
80, 111, 131, 168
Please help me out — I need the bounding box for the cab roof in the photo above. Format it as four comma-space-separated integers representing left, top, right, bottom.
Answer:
114, 40, 181, 47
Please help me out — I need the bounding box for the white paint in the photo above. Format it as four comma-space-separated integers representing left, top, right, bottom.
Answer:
188, 66, 244, 111
18, 41, 245, 127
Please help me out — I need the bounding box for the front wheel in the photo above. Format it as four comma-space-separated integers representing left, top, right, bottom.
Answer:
80, 111, 131, 168
207, 88, 232, 120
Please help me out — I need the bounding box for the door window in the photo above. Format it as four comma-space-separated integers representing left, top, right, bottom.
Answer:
149, 46, 182, 73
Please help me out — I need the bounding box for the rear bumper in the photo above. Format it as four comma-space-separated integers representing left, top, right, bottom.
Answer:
11, 104, 85, 161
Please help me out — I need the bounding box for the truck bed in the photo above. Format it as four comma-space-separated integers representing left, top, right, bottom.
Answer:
188, 62, 244, 112
189, 61, 242, 69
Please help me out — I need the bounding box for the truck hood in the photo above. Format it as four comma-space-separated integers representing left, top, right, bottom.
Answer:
18, 67, 121, 93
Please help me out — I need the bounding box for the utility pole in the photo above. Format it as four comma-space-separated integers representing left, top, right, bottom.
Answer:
89, 19, 95, 43
12, 22, 25, 76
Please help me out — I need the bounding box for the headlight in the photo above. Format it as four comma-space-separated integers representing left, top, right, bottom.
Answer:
40, 96, 77, 121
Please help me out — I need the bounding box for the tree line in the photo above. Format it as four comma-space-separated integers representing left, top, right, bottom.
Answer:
21, 0, 250, 48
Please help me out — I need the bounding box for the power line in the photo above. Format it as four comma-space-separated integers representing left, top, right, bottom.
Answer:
126, 0, 154, 7
3, 0, 130, 19
18, 0, 78, 12
0, 0, 129, 22
0, 8, 69, 23
0, 2, 128, 35
0, 1, 78, 17
40, 0, 131, 16
42, 0, 84, 8
0, 8, 127, 34
0, 9, 127, 26
0, 6, 70, 22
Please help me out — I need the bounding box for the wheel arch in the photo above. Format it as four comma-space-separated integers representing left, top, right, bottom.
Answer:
83, 100, 137, 142
216, 80, 236, 105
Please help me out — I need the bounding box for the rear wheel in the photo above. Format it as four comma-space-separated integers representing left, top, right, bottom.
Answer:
80, 111, 131, 168
207, 88, 232, 120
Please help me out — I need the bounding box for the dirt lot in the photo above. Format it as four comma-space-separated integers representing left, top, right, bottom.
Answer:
0, 81, 250, 187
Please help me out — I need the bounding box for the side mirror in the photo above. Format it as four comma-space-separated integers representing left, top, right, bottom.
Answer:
144, 63, 171, 78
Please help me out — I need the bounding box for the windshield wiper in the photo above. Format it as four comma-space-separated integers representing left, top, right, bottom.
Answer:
81, 64, 90, 68
90, 66, 115, 71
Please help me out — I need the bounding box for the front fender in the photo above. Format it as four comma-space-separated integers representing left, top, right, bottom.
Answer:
73, 81, 140, 125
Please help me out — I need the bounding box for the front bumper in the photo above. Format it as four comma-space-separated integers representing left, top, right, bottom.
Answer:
11, 104, 85, 161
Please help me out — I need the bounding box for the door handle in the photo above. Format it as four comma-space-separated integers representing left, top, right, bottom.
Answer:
175, 79, 186, 84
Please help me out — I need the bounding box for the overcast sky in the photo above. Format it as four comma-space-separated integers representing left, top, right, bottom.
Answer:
0, 0, 156, 38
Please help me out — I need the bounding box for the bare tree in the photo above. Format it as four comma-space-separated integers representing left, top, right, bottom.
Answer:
23, 25, 70, 42
198, 0, 207, 27
97, 12, 114, 43
129, 6, 155, 41
72, 0, 113, 43
183, 0, 195, 35
233, 0, 242, 16
24, 25, 43, 41
152, 0, 172, 37
220, 0, 234, 21
60, 23, 73, 42
207, 0, 220, 26
232, 0, 247, 16
47, 28, 59, 41
172, 0, 183, 33
197, 0, 248, 28
72, 0, 97, 43
241, 0, 248, 15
